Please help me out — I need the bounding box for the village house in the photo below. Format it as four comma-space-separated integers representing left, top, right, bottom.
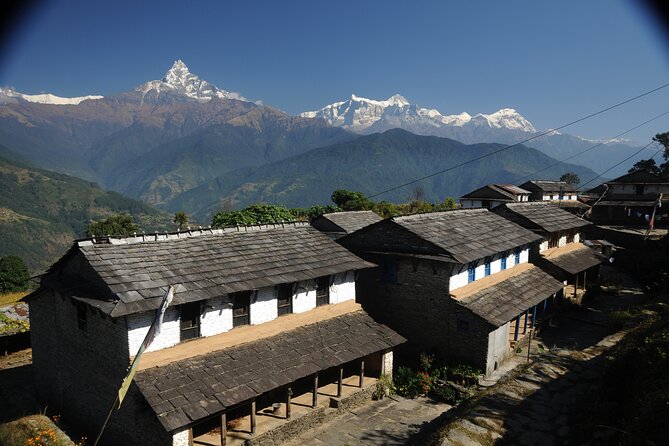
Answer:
310, 210, 383, 239
492, 202, 603, 301
582, 170, 669, 225
338, 209, 564, 376
459, 184, 531, 209
518, 180, 579, 202
518, 180, 588, 215
27, 223, 404, 446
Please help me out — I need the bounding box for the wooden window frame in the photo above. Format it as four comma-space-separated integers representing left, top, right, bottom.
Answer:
315, 276, 330, 307
277, 284, 293, 316
180, 301, 201, 341
231, 291, 251, 327
76, 301, 87, 331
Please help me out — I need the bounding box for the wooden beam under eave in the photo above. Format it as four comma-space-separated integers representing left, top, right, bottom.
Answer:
220, 413, 226, 446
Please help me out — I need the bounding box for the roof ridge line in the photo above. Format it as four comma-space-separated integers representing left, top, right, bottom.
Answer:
77, 221, 310, 247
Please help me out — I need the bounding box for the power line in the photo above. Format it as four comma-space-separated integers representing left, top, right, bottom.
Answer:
368, 81, 669, 199
579, 140, 660, 190
512, 109, 669, 185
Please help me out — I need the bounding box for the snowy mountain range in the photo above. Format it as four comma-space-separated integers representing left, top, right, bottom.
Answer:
0, 60, 645, 179
0, 87, 103, 105
301, 94, 536, 135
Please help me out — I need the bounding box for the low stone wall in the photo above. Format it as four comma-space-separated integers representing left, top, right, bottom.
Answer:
246, 385, 375, 446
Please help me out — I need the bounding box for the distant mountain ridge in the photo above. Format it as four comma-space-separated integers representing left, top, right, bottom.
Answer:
0, 149, 170, 272
166, 129, 600, 220
0, 61, 354, 204
0, 59, 641, 218
301, 94, 646, 176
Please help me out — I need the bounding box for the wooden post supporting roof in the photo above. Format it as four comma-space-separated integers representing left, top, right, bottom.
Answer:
583, 270, 587, 290
220, 413, 226, 446
337, 367, 344, 398
312, 374, 318, 408
359, 361, 365, 388
188, 428, 193, 446
574, 274, 579, 298
250, 399, 256, 434
286, 388, 292, 419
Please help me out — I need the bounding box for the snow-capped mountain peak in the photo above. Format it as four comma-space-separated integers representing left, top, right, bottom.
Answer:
301, 95, 536, 135
0, 87, 103, 105
136, 60, 247, 103
470, 108, 536, 132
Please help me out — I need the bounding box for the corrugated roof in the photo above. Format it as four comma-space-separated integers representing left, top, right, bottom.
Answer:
135, 310, 406, 432
317, 211, 383, 233
457, 266, 564, 327
496, 202, 590, 233
392, 209, 541, 264
46, 224, 375, 317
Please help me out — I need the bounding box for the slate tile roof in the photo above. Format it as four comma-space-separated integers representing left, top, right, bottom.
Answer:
460, 184, 529, 201
541, 245, 604, 275
316, 211, 383, 234
135, 310, 405, 432
392, 209, 541, 264
519, 180, 577, 193
457, 266, 564, 327
495, 202, 590, 233
55, 224, 374, 317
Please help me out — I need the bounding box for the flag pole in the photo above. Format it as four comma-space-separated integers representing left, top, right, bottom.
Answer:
93, 285, 174, 446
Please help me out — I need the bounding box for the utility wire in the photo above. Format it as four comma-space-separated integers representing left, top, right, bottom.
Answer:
512, 109, 669, 185
579, 140, 660, 190
368, 81, 669, 199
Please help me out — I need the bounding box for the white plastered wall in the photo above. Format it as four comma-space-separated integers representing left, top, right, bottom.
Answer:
172, 429, 189, 446
200, 296, 232, 337
293, 280, 316, 314
449, 248, 528, 292
330, 271, 356, 304
486, 322, 511, 376
250, 287, 277, 325
127, 306, 180, 356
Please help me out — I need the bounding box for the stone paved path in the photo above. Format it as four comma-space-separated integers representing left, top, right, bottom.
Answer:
284, 396, 451, 446
435, 267, 647, 446
286, 266, 648, 446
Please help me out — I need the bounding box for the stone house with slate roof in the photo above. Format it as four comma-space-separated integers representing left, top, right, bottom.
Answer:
310, 210, 383, 239
339, 209, 564, 376
583, 171, 669, 225
493, 202, 604, 299
517, 180, 588, 215
519, 180, 579, 202
27, 223, 404, 446
459, 184, 531, 209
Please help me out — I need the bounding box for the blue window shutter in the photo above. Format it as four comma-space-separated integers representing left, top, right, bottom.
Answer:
468, 263, 476, 283
484, 257, 491, 276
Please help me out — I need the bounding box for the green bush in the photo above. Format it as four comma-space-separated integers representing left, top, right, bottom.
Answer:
0, 255, 30, 293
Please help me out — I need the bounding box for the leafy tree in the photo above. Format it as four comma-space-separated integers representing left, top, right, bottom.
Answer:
173, 211, 189, 230
330, 189, 373, 211
628, 158, 660, 175
559, 172, 580, 187
212, 204, 296, 227
86, 214, 140, 237
0, 255, 30, 293
652, 131, 669, 178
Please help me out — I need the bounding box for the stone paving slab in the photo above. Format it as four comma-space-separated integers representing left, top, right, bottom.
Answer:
285, 396, 451, 446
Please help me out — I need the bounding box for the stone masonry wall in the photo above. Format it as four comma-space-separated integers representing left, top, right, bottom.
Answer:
30, 291, 172, 446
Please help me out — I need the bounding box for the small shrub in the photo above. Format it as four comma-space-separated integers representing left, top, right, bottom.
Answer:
372, 374, 395, 399
429, 384, 465, 405
394, 366, 423, 398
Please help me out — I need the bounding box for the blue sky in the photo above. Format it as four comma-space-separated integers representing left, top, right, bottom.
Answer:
1, 0, 668, 144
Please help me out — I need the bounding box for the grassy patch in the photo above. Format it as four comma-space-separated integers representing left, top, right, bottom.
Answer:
0, 415, 74, 446
0, 291, 28, 306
